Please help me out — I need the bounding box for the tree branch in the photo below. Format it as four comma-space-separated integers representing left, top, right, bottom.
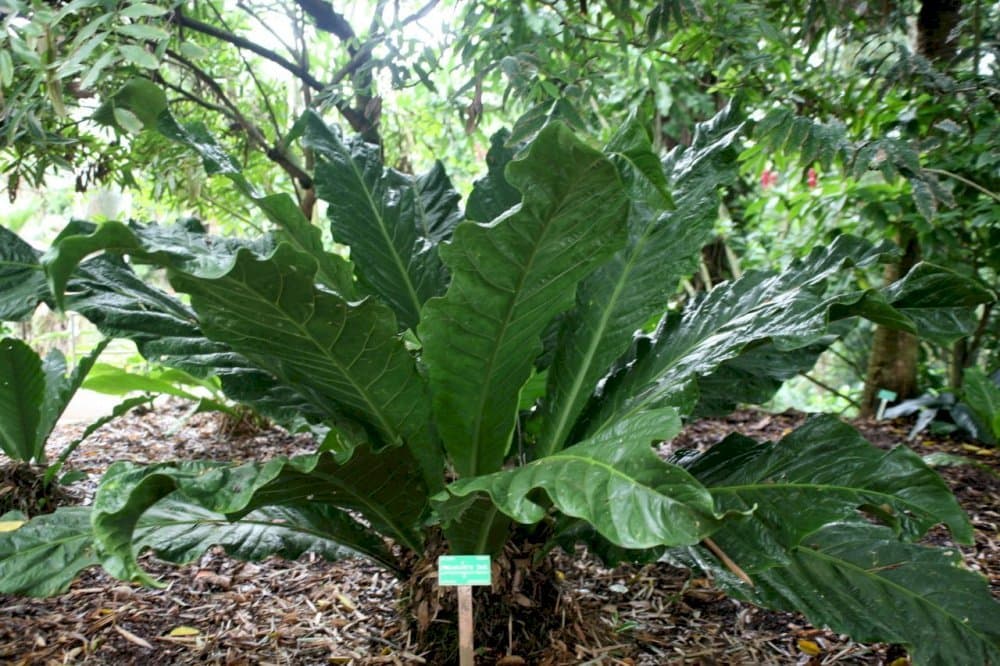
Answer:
171, 9, 325, 91
293, 0, 380, 143
166, 49, 313, 189
169, 7, 373, 138
294, 0, 356, 44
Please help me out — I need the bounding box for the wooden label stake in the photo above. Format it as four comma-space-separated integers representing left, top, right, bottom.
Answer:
438, 555, 492, 666
457, 585, 474, 666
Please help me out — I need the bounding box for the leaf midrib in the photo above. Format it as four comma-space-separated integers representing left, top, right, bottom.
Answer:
795, 544, 998, 653
198, 271, 404, 444
540, 206, 661, 457
343, 150, 422, 323
466, 155, 607, 477
710, 482, 944, 525
251, 465, 422, 552
140, 514, 398, 570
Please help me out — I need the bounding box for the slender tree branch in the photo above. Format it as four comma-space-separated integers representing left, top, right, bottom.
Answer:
206, 1, 283, 140
293, 0, 356, 44
293, 0, 380, 143
922, 167, 1000, 202
236, 0, 299, 59
153, 74, 230, 116
170, 8, 326, 91
169, 7, 371, 137
802, 373, 862, 410
166, 49, 313, 188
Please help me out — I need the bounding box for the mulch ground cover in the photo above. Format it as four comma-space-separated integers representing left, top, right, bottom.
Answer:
1, 404, 997, 665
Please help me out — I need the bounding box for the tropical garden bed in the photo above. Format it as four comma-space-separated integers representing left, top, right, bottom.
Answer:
2, 404, 996, 665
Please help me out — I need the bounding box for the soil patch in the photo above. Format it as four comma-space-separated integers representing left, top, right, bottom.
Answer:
1, 405, 997, 664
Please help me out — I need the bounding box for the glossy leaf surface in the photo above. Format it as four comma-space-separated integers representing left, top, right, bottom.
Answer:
136, 495, 398, 571
537, 108, 742, 455
0, 507, 98, 596
682, 416, 972, 574
92, 444, 426, 584
439, 409, 725, 549
419, 122, 628, 477
0, 337, 44, 461
305, 112, 457, 329
749, 524, 1000, 666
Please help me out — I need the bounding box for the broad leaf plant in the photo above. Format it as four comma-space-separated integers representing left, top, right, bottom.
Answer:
1, 94, 997, 663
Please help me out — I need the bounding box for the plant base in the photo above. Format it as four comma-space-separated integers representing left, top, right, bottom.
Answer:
399, 531, 620, 664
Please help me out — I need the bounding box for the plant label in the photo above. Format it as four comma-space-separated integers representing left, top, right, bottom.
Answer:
876, 388, 898, 420
438, 555, 492, 586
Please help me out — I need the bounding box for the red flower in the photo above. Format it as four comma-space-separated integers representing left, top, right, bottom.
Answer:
807, 167, 818, 189
760, 168, 779, 189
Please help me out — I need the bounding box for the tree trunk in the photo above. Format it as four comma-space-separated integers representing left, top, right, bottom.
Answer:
861, 233, 922, 417
917, 0, 963, 62
860, 0, 964, 417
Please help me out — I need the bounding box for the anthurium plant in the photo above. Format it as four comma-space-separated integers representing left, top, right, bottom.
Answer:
0, 96, 997, 662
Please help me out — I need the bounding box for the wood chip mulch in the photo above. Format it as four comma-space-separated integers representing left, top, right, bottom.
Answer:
1, 404, 997, 665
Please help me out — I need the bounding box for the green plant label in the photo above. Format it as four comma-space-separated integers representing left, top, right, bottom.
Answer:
438, 555, 492, 586
877, 389, 898, 401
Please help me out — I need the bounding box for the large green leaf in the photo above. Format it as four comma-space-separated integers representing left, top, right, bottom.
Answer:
749, 523, 1000, 666
438, 409, 725, 549
136, 495, 399, 572
679, 416, 972, 573
168, 243, 440, 485
0, 337, 44, 461
848, 262, 995, 347
662, 418, 998, 663
415, 161, 463, 243
536, 108, 742, 456
35, 338, 110, 457
962, 367, 1000, 444
419, 122, 629, 477
304, 112, 456, 329
0, 225, 47, 321
151, 111, 355, 296
42, 220, 440, 486
93, 444, 427, 585
464, 128, 522, 223
60, 246, 321, 426
0, 494, 401, 597
580, 235, 896, 435
692, 337, 837, 416
0, 507, 98, 596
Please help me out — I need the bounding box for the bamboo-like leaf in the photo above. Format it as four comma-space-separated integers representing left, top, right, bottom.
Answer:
536, 108, 742, 456
438, 409, 725, 549
419, 122, 629, 477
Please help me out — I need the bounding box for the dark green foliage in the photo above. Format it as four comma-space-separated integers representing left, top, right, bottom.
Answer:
0, 104, 996, 662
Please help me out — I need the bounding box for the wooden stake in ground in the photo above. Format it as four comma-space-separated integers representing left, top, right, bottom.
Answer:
457, 585, 474, 665
438, 555, 492, 666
